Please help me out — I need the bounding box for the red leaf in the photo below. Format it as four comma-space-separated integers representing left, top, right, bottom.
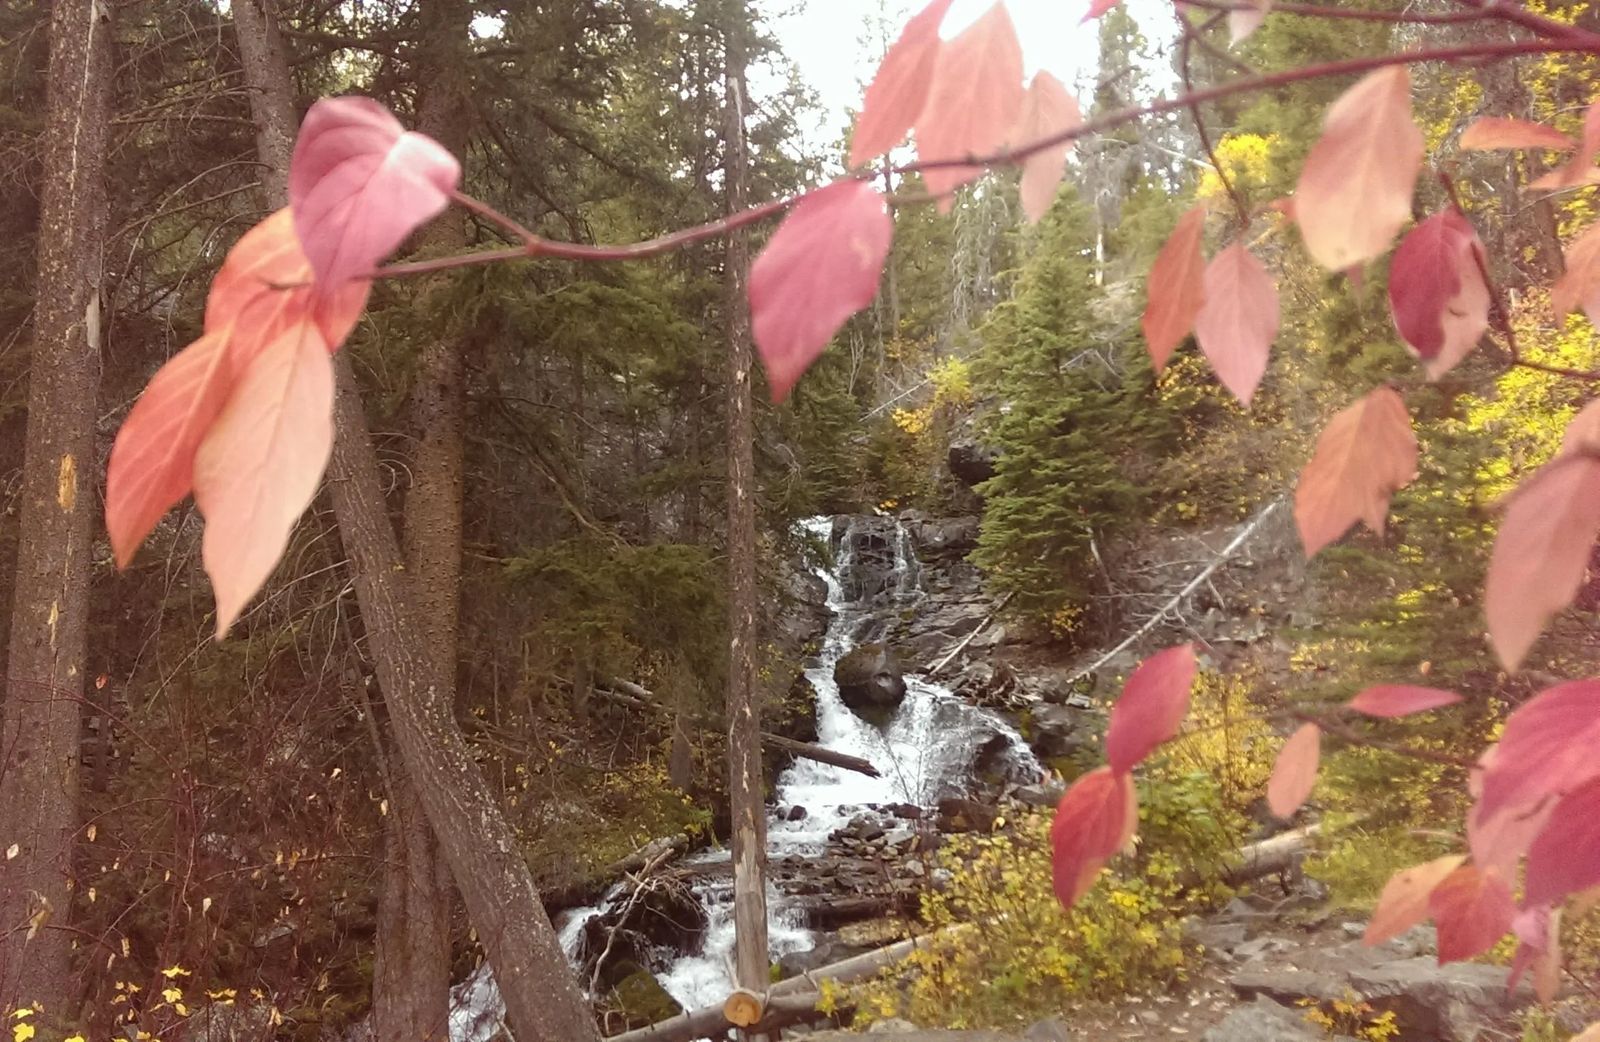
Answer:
1193, 241, 1279, 406
1484, 456, 1600, 671
1525, 776, 1600, 907
1228, 0, 1271, 44
749, 181, 893, 403
1429, 864, 1515, 964
1105, 644, 1196, 773
193, 325, 336, 638
204, 209, 371, 363
1509, 905, 1563, 1005
106, 330, 235, 569
1363, 854, 1465, 946
913, 3, 1024, 205
1267, 723, 1320, 819
1050, 767, 1136, 909
1530, 101, 1600, 190
1008, 72, 1082, 223
1141, 206, 1208, 370
1476, 679, 1600, 833
1294, 387, 1419, 557
1460, 117, 1575, 152
1551, 220, 1600, 328
1387, 210, 1489, 380
1347, 685, 1463, 719
1294, 68, 1423, 271
1561, 399, 1600, 457
289, 96, 461, 287
847, 0, 956, 168
1467, 789, 1553, 880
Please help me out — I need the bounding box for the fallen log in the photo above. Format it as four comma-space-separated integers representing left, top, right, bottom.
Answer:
1220, 824, 1320, 888
596, 680, 880, 778
545, 834, 689, 911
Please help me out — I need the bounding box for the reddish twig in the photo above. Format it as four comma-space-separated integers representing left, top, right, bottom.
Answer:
1178, 9, 1250, 231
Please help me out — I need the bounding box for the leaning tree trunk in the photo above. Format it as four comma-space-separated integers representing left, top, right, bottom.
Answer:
719, 0, 771, 1008
0, 0, 113, 1019
231, 4, 600, 1040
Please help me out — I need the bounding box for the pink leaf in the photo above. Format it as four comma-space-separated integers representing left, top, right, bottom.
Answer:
1484, 456, 1600, 671
1142, 206, 1208, 370
1387, 210, 1489, 380
1105, 644, 1197, 773
193, 325, 336, 638
1530, 101, 1600, 190
1476, 679, 1600, 833
289, 96, 462, 287
1525, 775, 1600, 907
1050, 767, 1137, 909
1552, 220, 1600, 328
106, 329, 235, 569
1363, 854, 1465, 946
1509, 905, 1563, 1005
1228, 0, 1271, 44
1294, 68, 1424, 271
1347, 685, 1463, 719
1459, 117, 1575, 152
1267, 723, 1320, 819
1294, 387, 1419, 557
848, 0, 956, 169
1429, 864, 1515, 964
1467, 788, 1553, 881
1561, 399, 1600, 457
1193, 241, 1279, 406
749, 181, 893, 403
1008, 72, 1082, 223
913, 3, 1024, 205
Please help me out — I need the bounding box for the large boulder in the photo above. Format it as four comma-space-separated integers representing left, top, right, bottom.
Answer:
1201, 998, 1353, 1042
1345, 957, 1533, 1042
834, 643, 907, 724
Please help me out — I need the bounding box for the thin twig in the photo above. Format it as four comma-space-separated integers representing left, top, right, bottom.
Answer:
1179, 9, 1250, 230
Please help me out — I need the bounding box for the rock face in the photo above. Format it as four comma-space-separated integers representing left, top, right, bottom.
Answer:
1346, 958, 1531, 1042
948, 440, 999, 488
834, 643, 907, 724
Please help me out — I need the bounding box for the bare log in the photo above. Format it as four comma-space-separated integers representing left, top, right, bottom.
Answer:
1220, 825, 1320, 887
545, 834, 689, 911
595, 681, 881, 778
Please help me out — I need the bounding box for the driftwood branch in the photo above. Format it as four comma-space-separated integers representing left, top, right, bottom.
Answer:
926, 591, 1014, 678
597, 679, 880, 778
1065, 498, 1285, 687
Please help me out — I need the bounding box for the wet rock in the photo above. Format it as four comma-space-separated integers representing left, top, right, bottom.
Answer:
1201, 997, 1347, 1042
936, 797, 998, 833
835, 643, 907, 724
888, 802, 922, 819
606, 960, 684, 1031
786, 805, 809, 822
1027, 704, 1092, 760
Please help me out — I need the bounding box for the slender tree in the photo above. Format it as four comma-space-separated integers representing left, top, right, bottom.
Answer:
0, 0, 114, 1018
230, 4, 600, 1039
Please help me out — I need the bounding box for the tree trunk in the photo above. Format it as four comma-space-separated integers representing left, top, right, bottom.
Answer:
0, 0, 113, 1018
370, 2, 473, 1036
230, 6, 599, 1040
719, 0, 771, 1012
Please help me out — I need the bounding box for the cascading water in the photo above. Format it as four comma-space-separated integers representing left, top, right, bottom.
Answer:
654, 515, 1039, 1009
443, 515, 1039, 1040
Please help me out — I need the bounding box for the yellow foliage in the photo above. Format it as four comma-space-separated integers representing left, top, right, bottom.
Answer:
1198, 133, 1277, 206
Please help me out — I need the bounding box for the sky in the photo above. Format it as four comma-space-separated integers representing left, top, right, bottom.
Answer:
764, 0, 1172, 162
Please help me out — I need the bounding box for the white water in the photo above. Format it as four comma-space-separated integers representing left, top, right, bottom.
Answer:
447, 514, 1039, 1039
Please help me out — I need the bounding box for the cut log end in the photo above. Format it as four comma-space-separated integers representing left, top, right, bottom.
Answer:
722, 987, 766, 1027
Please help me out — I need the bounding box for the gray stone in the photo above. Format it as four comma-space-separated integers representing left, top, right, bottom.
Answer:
1200, 997, 1349, 1042
1185, 919, 1248, 954
1230, 965, 1345, 1005
1028, 704, 1092, 759
868, 1018, 921, 1033
834, 643, 908, 724
1012, 781, 1067, 808
935, 797, 999, 833
1024, 1018, 1071, 1042
1346, 957, 1532, 1042
948, 441, 998, 487
1234, 936, 1292, 961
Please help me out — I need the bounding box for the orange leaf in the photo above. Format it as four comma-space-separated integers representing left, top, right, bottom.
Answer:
106, 329, 235, 569
1459, 116, 1574, 152
193, 325, 336, 638
1429, 864, 1515, 964
1363, 854, 1465, 946
1551, 219, 1600, 328
1007, 72, 1082, 223
1294, 387, 1418, 557
913, 2, 1024, 206
1193, 241, 1279, 406
1050, 767, 1136, 909
1141, 206, 1208, 370
1530, 101, 1600, 190
848, 0, 956, 168
1267, 723, 1320, 819
1484, 455, 1600, 671
1294, 67, 1423, 271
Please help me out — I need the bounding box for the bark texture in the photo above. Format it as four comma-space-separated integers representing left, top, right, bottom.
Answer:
0, 0, 114, 1016
230, 5, 599, 1039
720, 0, 771, 1005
